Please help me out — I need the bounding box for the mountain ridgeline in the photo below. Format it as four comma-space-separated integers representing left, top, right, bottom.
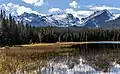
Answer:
16, 12, 80, 27
15, 9, 120, 28
1, 10, 120, 46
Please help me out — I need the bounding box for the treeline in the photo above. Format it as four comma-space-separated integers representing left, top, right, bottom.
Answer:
0, 10, 120, 46
0, 10, 40, 46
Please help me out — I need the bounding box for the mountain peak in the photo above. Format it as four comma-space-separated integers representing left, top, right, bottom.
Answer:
83, 9, 114, 28
83, 9, 112, 22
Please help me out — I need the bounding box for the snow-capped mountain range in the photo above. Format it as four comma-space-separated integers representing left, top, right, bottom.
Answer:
13, 9, 120, 28
13, 10, 120, 28
15, 12, 81, 27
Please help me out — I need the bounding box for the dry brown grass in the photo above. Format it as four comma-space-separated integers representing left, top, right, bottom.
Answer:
21, 42, 88, 49
0, 42, 87, 54
0, 42, 77, 74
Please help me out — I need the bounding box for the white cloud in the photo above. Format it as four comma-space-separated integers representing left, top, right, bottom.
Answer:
65, 8, 74, 13
0, 3, 42, 16
17, 6, 40, 15
87, 5, 120, 11
64, 8, 93, 18
49, 8, 62, 13
69, 1, 78, 8
22, 0, 44, 6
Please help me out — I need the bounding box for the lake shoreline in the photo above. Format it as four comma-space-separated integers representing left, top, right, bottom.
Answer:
1, 41, 120, 54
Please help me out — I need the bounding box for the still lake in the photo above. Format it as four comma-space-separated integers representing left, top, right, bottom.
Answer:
41, 42, 120, 74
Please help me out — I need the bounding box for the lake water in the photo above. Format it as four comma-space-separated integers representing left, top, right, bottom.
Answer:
41, 44, 120, 74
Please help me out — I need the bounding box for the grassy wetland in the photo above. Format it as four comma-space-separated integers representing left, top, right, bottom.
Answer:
0, 43, 73, 74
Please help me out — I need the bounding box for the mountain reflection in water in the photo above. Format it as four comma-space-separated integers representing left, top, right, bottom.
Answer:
41, 44, 120, 74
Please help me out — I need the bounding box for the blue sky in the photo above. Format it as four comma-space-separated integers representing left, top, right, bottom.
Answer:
0, 0, 120, 16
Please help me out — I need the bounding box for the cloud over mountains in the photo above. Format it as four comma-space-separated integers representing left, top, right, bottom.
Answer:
1, 0, 120, 18
0, 3, 41, 16
87, 5, 120, 11
69, 1, 78, 9
49, 8, 62, 13
22, 0, 44, 6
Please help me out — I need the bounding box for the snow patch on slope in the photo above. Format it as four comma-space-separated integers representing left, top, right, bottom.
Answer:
51, 14, 67, 20
113, 14, 120, 19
